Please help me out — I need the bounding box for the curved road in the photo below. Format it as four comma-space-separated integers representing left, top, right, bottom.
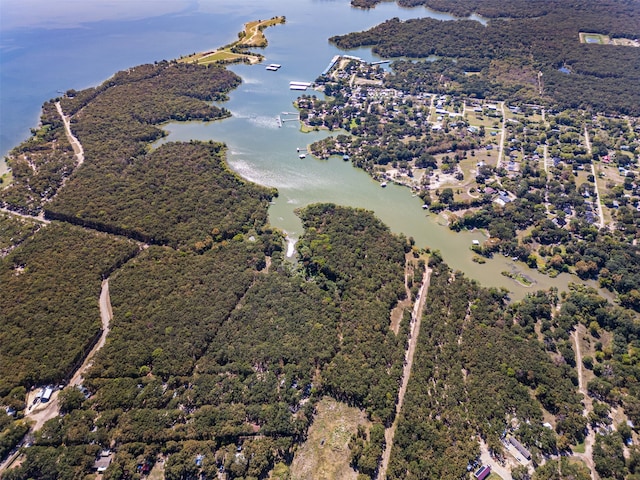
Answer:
0, 280, 113, 474
70, 279, 112, 386
55, 101, 84, 167
378, 266, 432, 479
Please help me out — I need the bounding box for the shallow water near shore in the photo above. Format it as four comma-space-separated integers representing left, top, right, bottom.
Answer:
2, 0, 599, 299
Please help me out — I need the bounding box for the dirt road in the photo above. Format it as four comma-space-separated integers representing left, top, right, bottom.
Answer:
496, 102, 507, 170
377, 266, 432, 479
55, 101, 84, 167
0, 207, 49, 224
480, 440, 513, 480
0, 280, 114, 474
572, 327, 597, 480
70, 279, 112, 386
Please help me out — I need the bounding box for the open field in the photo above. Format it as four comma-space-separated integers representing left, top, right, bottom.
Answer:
180, 16, 285, 66
580, 32, 640, 47
239, 17, 285, 47
147, 457, 165, 480
290, 397, 369, 480
197, 51, 248, 64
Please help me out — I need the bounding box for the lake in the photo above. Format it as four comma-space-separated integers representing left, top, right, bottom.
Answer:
1, 0, 595, 299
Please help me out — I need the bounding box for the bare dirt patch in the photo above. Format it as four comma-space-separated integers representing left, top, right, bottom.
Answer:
290, 397, 370, 480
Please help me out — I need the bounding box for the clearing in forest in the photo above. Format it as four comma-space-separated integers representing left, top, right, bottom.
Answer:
579, 32, 640, 47
289, 397, 370, 480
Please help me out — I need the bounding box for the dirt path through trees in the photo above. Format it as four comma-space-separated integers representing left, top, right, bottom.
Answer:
69, 279, 113, 386
377, 266, 432, 479
55, 101, 84, 167
572, 326, 597, 480
0, 207, 49, 224
25, 280, 112, 432
496, 102, 507, 170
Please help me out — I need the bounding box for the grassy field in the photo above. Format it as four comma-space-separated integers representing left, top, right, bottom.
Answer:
198, 51, 248, 64
1, 170, 13, 188
179, 16, 285, 66
240, 17, 285, 48
147, 458, 165, 480
579, 32, 608, 44
572, 441, 586, 454
289, 397, 370, 480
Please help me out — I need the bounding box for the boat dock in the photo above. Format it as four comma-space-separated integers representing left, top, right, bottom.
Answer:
289, 81, 312, 91
370, 60, 390, 65
277, 112, 300, 127
321, 55, 340, 76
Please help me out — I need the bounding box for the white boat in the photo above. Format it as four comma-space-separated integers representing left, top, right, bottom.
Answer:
380, 182, 387, 187
299, 154, 306, 159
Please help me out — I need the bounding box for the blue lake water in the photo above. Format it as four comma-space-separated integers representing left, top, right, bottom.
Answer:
1, 0, 596, 298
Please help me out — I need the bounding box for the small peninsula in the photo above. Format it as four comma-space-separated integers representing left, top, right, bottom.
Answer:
179, 16, 286, 65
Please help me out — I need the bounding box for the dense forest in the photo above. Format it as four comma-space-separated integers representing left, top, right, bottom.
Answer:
351, 0, 640, 34
3, 7, 640, 479
47, 141, 274, 250
388, 256, 585, 478
2, 61, 242, 220
0, 102, 76, 215
1, 204, 412, 479
332, 3, 640, 114
0, 223, 138, 397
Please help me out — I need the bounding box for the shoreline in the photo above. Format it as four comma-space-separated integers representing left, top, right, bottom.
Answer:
178, 16, 286, 66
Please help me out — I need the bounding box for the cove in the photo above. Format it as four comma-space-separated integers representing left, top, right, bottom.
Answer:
155, 1, 599, 300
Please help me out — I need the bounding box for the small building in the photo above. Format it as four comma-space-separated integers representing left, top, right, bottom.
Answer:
475, 465, 491, 480
497, 193, 512, 204
41, 386, 54, 403
509, 436, 532, 460
93, 451, 113, 473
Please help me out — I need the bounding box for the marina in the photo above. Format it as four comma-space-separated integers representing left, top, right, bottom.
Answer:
289, 81, 313, 91
39, 0, 589, 301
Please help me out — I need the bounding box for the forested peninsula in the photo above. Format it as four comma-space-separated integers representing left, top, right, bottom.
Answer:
336, 0, 640, 114
2, 4, 640, 480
